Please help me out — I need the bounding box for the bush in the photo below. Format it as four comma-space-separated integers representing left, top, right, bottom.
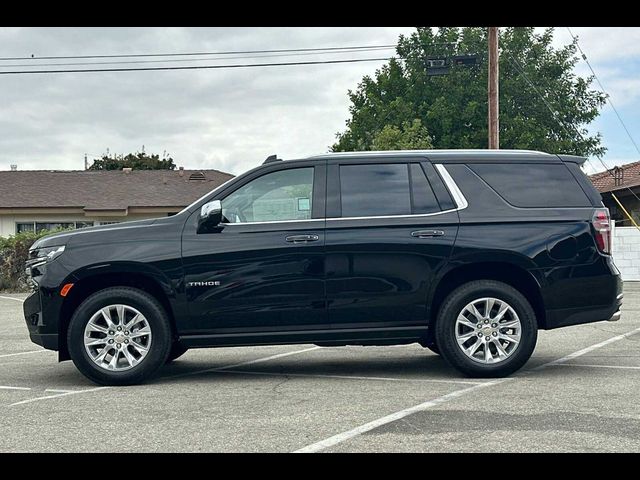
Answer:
0, 229, 69, 292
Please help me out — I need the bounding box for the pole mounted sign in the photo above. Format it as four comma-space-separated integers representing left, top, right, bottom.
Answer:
425, 55, 478, 76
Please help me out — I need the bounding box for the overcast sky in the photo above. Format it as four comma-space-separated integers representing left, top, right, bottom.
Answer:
1, 27, 638, 176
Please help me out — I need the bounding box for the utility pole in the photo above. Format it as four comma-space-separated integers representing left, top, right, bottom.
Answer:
488, 27, 499, 149
84, 153, 88, 170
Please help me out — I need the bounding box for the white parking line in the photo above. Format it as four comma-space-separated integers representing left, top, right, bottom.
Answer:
294, 380, 508, 453
219, 369, 484, 386
216, 346, 322, 371
7, 346, 322, 406
552, 363, 640, 371
170, 346, 322, 379
0, 385, 31, 391
293, 325, 640, 453
532, 326, 640, 371
9, 387, 108, 407
0, 295, 24, 303
0, 349, 48, 359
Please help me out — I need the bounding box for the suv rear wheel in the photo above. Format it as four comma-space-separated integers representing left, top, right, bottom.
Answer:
435, 280, 538, 378
67, 287, 172, 386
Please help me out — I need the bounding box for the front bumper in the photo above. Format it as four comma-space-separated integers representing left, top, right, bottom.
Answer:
23, 288, 61, 352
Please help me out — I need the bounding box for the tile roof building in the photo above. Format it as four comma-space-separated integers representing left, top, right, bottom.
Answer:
589, 161, 640, 226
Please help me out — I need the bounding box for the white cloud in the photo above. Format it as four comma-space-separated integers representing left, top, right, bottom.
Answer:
0, 27, 413, 174
1, 27, 639, 175
550, 27, 640, 63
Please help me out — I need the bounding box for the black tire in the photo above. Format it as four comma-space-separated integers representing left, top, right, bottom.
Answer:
165, 343, 188, 363
67, 287, 172, 386
435, 280, 538, 378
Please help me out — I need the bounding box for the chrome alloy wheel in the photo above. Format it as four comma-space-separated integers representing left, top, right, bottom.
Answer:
454, 297, 521, 364
83, 304, 152, 371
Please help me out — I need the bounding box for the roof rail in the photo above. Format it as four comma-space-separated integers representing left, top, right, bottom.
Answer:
307, 149, 552, 159
263, 154, 281, 165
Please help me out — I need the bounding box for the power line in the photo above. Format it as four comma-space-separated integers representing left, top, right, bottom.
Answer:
566, 27, 640, 157
0, 44, 398, 62
0, 56, 396, 75
0, 46, 396, 69
505, 52, 640, 205
505, 53, 600, 170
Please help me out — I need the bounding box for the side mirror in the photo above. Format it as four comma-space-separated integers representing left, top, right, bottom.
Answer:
197, 200, 223, 233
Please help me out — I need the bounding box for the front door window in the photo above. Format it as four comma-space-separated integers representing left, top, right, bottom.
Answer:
221, 168, 314, 223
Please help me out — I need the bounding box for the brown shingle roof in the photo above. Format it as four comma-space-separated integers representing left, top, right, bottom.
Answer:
589, 160, 640, 193
0, 168, 234, 210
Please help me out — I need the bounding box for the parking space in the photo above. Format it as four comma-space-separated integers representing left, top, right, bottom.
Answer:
1, 285, 640, 452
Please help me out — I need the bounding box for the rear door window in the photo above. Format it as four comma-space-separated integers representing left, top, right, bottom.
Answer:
338, 162, 447, 217
340, 163, 412, 217
469, 163, 591, 207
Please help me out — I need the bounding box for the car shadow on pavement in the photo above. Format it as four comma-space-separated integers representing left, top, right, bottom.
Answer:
152, 351, 465, 386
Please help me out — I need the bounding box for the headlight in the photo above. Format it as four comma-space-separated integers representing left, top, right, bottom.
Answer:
29, 245, 66, 264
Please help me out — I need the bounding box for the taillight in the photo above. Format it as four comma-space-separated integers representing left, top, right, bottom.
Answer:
592, 208, 611, 254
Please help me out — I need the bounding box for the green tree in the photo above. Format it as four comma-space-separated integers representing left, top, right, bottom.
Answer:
332, 27, 607, 157
88, 151, 176, 170
371, 119, 433, 150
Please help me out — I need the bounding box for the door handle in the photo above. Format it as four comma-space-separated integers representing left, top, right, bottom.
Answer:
411, 230, 445, 238
285, 234, 320, 244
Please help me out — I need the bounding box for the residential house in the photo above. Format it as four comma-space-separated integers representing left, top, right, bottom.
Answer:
0, 167, 233, 237
589, 161, 640, 226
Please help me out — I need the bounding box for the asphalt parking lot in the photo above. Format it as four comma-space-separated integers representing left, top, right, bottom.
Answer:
1, 286, 640, 453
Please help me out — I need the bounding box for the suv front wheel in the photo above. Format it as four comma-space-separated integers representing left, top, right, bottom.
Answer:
67, 287, 172, 386
435, 280, 538, 378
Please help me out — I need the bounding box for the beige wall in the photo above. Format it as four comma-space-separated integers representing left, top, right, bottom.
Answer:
0, 212, 168, 237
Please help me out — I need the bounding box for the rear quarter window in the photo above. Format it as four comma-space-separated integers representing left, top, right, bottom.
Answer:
468, 163, 592, 208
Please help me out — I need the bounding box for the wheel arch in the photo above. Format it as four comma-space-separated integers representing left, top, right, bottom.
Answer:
58, 263, 178, 361
427, 261, 547, 335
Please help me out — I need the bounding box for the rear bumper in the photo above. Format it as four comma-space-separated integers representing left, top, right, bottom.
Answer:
545, 273, 623, 329
607, 292, 624, 322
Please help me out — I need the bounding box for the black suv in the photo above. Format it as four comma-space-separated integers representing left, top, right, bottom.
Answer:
23, 150, 623, 385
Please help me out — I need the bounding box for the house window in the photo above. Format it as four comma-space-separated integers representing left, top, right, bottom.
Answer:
35, 222, 74, 233
75, 221, 94, 229
16, 222, 35, 234
15, 221, 94, 234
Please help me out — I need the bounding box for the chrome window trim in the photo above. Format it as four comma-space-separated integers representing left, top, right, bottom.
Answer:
220, 218, 323, 226
221, 210, 460, 225
435, 164, 468, 210
326, 209, 459, 222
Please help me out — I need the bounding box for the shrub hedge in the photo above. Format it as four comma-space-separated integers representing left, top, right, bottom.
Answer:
0, 229, 68, 292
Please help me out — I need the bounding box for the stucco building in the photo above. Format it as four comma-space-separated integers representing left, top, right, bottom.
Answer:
0, 167, 233, 237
